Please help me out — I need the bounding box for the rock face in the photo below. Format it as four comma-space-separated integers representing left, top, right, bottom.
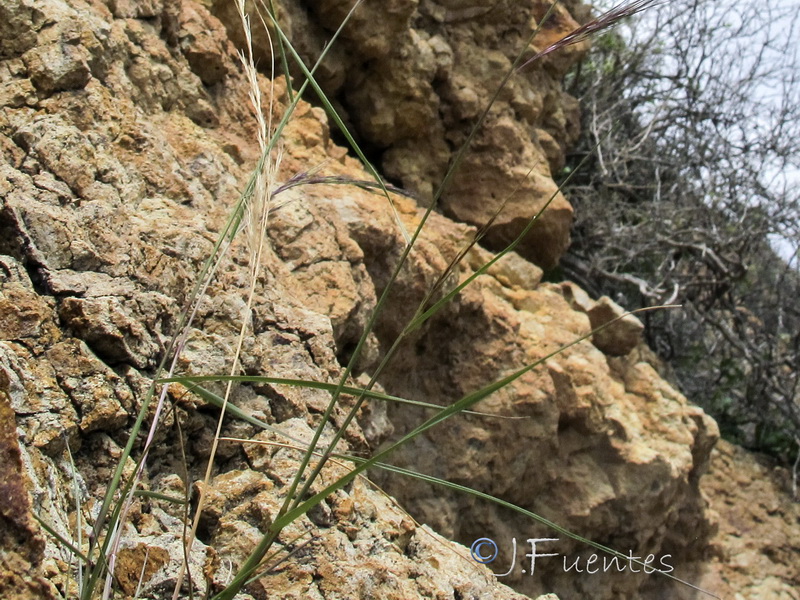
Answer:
1, 2, 797, 600
360, 240, 719, 598
664, 439, 800, 600
202, 0, 585, 271
0, 1, 537, 598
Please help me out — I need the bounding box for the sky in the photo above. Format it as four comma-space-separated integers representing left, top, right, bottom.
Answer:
595, 0, 800, 265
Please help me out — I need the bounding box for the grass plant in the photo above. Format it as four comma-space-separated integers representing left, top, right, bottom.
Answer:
33, 1, 721, 599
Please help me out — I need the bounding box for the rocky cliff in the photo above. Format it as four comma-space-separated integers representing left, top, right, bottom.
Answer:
1, 1, 798, 600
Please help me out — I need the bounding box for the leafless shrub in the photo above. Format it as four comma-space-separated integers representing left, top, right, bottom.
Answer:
562, 0, 800, 459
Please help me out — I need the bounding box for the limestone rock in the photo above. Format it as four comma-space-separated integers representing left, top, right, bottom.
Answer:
279, 142, 720, 598
562, 282, 645, 356
0, 257, 58, 342
3, 1, 795, 600
648, 439, 800, 599
0, 377, 59, 600
178, 2, 231, 86
207, 0, 589, 270
369, 265, 720, 598
0, 1, 552, 598
199, 418, 539, 600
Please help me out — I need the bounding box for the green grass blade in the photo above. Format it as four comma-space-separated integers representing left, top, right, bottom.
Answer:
238, 2, 412, 531
408, 125, 603, 334
34, 513, 89, 563
275, 0, 632, 533
210, 307, 675, 599
82, 7, 359, 597
132, 490, 187, 505
206, 3, 677, 598
290, 1, 571, 491
263, 4, 411, 244
360, 460, 720, 599
160, 376, 528, 421
265, 0, 294, 103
